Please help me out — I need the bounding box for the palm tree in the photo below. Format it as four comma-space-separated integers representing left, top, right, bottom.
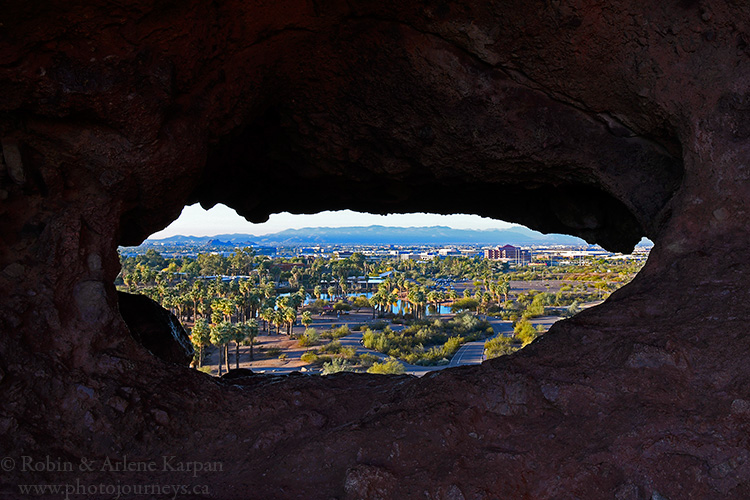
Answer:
230, 320, 258, 369
409, 289, 426, 319
301, 311, 313, 331
272, 309, 284, 335
426, 290, 441, 315
249, 287, 264, 320
190, 318, 211, 368
177, 292, 192, 323
276, 295, 291, 310
229, 322, 245, 370
243, 319, 259, 361
283, 306, 297, 337
260, 308, 274, 333
386, 290, 398, 315
369, 290, 384, 318
406, 289, 418, 318
188, 282, 203, 317
497, 279, 510, 305
209, 321, 232, 376
214, 297, 235, 322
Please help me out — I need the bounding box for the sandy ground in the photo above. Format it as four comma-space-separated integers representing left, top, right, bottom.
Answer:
194, 288, 605, 376
196, 309, 379, 376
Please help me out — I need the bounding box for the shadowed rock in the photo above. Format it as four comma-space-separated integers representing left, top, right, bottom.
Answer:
117, 291, 193, 366
0, 1, 749, 498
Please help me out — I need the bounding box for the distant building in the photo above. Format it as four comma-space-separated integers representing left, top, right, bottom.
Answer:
484, 244, 530, 264
272, 262, 305, 271
438, 248, 461, 257
399, 253, 421, 261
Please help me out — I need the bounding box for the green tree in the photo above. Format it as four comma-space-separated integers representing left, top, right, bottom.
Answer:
283, 306, 297, 337
209, 321, 233, 376
301, 311, 313, 331
352, 295, 370, 311
229, 247, 255, 275
451, 297, 479, 313
426, 290, 443, 313
197, 253, 227, 277
190, 318, 211, 368
238, 319, 259, 362
272, 309, 284, 335
260, 307, 275, 333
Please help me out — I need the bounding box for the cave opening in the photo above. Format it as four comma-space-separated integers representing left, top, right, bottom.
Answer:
115, 203, 652, 378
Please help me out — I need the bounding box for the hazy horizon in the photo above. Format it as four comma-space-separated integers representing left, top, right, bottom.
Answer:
149, 204, 518, 239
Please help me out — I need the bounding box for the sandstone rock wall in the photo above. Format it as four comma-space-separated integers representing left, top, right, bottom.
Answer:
1, 1, 749, 498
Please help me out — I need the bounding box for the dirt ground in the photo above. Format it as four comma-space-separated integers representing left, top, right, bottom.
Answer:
196, 310, 379, 376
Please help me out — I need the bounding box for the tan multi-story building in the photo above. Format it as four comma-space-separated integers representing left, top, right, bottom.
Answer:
484, 244, 530, 264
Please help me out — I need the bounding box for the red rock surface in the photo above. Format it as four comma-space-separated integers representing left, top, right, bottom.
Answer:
1, 1, 749, 498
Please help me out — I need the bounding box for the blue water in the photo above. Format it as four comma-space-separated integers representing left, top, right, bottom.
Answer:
311, 292, 452, 315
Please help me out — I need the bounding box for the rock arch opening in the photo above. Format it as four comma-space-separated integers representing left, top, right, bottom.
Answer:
116, 204, 652, 377
3, 1, 750, 497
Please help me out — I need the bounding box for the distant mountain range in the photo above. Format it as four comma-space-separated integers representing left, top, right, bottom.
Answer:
146, 225, 594, 247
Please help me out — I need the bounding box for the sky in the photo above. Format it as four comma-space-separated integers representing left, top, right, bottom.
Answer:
149, 204, 516, 239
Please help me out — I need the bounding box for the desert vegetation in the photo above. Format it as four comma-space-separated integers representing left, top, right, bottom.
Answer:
116, 246, 645, 374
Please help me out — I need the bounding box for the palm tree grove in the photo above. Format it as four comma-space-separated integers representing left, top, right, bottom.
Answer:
117, 246, 645, 376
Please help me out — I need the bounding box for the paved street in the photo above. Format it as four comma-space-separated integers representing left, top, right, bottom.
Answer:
253, 307, 593, 376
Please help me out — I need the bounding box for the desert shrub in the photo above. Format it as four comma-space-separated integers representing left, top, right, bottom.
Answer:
298, 329, 319, 347
361, 316, 491, 366
319, 340, 342, 354
333, 301, 352, 311
357, 353, 380, 368
321, 325, 350, 340
278, 353, 288, 360
442, 336, 464, 357
300, 351, 319, 364
340, 346, 357, 359
565, 300, 581, 317
322, 358, 355, 375
368, 320, 388, 331
300, 351, 334, 365
367, 358, 405, 375
307, 299, 328, 313
265, 347, 281, 357
513, 319, 538, 346
316, 355, 333, 365
484, 336, 517, 359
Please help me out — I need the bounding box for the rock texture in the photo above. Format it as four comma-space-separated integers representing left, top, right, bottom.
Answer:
117, 291, 194, 366
1, 1, 749, 498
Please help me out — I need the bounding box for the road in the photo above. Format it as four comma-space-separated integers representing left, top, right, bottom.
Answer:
448, 341, 485, 366
255, 306, 595, 376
